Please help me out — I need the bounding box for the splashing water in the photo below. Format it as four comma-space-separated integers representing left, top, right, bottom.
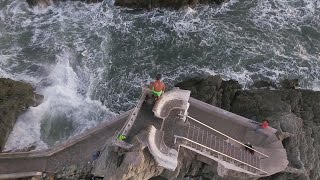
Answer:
4, 50, 115, 151
0, 0, 319, 150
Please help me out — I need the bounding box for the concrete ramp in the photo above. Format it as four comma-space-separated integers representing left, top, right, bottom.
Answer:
146, 126, 178, 171
153, 88, 190, 119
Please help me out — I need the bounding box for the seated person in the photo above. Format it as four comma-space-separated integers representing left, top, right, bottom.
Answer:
244, 143, 254, 154
255, 119, 269, 132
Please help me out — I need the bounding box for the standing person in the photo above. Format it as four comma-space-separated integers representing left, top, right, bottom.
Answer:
149, 74, 166, 100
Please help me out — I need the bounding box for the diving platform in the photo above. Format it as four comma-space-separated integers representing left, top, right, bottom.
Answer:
112, 87, 288, 177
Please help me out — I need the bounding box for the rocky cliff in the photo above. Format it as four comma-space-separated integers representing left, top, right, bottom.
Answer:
175, 75, 319, 180
0, 78, 42, 151
91, 75, 319, 180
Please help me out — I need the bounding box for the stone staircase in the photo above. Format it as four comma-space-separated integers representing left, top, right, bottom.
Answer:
174, 123, 269, 176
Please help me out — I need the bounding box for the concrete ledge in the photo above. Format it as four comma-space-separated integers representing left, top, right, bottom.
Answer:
189, 98, 277, 136
0, 172, 42, 179
146, 126, 178, 171
153, 88, 191, 119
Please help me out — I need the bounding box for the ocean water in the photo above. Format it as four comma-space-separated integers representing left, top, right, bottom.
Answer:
0, 0, 319, 151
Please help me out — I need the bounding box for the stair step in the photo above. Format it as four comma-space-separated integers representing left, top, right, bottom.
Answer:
180, 124, 263, 175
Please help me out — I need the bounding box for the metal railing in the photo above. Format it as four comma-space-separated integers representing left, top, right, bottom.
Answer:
187, 116, 269, 158
114, 88, 147, 148
174, 135, 269, 175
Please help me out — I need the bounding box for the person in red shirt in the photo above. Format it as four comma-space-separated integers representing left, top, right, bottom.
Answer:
255, 119, 269, 132
261, 120, 269, 129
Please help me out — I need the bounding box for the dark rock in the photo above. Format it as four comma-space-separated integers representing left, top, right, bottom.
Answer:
176, 75, 223, 105
92, 132, 164, 179
230, 89, 320, 180
175, 75, 241, 110
251, 80, 278, 89
220, 79, 242, 111
26, 0, 55, 6
26, 0, 103, 7
0, 78, 43, 151
55, 163, 93, 179
280, 79, 299, 89
2, 144, 37, 153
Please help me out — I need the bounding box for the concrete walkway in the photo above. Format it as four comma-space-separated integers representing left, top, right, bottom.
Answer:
0, 92, 288, 177
184, 98, 288, 175
0, 111, 130, 175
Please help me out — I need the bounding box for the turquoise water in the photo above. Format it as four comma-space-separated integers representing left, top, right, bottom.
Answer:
0, 0, 319, 150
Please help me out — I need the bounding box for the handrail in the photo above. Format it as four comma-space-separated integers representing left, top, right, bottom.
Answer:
187, 116, 269, 158
116, 87, 147, 138
174, 135, 269, 175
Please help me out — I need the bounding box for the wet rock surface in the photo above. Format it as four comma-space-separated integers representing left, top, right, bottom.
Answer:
0, 78, 43, 151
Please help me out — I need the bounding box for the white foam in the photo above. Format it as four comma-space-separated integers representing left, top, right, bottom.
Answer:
1, 0, 320, 151
249, 0, 320, 30
4, 102, 49, 151
4, 50, 116, 151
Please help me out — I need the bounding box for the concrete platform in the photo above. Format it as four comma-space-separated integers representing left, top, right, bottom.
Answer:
0, 89, 288, 178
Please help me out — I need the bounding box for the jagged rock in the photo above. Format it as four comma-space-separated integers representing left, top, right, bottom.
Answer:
220, 79, 242, 111
92, 131, 164, 180
230, 90, 301, 120
54, 163, 93, 179
175, 75, 241, 110
159, 148, 198, 180
231, 90, 320, 180
280, 79, 299, 89
26, 0, 103, 7
176, 76, 320, 180
251, 80, 278, 90
0, 78, 43, 151
176, 75, 223, 106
